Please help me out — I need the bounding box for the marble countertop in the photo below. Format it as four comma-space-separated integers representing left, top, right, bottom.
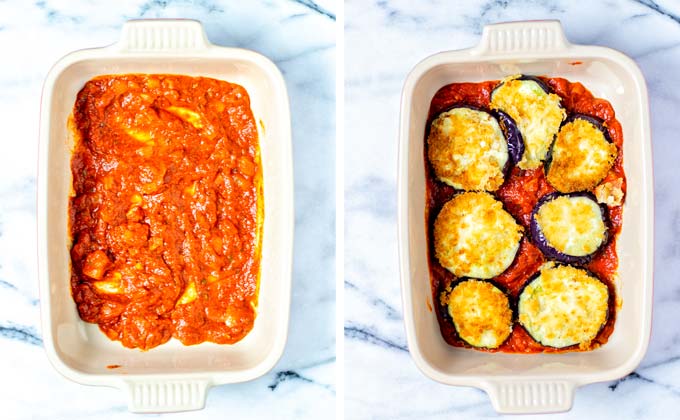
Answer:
345, 0, 680, 418
0, 0, 335, 418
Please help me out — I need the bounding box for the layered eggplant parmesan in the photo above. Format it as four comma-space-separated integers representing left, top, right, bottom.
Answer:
426, 75, 625, 353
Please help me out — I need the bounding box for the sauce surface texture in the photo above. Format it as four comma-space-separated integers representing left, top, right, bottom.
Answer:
426, 78, 625, 353
70, 74, 262, 350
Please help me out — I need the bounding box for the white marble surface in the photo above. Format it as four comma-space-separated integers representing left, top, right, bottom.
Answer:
345, 0, 680, 418
0, 0, 335, 418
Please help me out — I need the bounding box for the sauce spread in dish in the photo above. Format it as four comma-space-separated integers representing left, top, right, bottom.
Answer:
426, 77, 625, 353
69, 74, 262, 350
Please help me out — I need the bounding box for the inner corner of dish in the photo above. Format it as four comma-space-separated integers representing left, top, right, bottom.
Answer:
67, 73, 263, 351
424, 75, 625, 354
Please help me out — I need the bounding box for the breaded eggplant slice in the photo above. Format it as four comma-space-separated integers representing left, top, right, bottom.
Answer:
441, 279, 513, 349
530, 192, 609, 265
490, 75, 566, 170
434, 192, 523, 279
546, 114, 618, 193
427, 107, 509, 191
518, 263, 609, 349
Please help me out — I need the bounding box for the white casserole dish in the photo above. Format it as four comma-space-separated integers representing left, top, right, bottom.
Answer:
398, 20, 653, 414
38, 19, 293, 413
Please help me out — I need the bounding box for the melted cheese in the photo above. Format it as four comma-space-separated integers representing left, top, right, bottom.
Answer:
434, 192, 523, 279
177, 281, 198, 305
490, 75, 566, 169
427, 108, 508, 191
444, 279, 513, 348
518, 263, 609, 348
94, 271, 123, 294
535, 195, 606, 257
125, 128, 154, 144
547, 118, 618, 192
165, 106, 205, 129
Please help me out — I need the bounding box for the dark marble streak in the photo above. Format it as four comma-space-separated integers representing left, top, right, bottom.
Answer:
289, 0, 336, 21
345, 323, 408, 352
269, 371, 315, 390
0, 279, 15, 290
631, 0, 680, 25
609, 372, 652, 391
609, 371, 680, 397
268, 356, 335, 391
345, 280, 402, 321
0, 323, 42, 346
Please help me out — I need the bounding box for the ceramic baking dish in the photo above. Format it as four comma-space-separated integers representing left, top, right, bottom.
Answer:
398, 20, 653, 414
38, 19, 293, 413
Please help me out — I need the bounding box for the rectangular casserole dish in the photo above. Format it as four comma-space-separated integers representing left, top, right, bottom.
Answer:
38, 19, 293, 413
398, 20, 653, 414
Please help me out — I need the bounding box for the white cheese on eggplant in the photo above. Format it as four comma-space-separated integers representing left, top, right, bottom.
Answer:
428, 107, 509, 191
434, 192, 523, 279
547, 117, 618, 193
518, 263, 609, 349
535, 195, 607, 257
442, 279, 513, 349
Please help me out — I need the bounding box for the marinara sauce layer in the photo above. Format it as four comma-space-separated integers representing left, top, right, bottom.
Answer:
426, 78, 625, 353
70, 74, 262, 350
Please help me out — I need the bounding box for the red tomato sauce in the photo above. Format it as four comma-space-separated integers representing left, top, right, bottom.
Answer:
426, 78, 625, 353
70, 74, 262, 350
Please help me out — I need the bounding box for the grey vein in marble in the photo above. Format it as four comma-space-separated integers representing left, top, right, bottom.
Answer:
345, 323, 408, 352
289, 0, 336, 20
0, 322, 42, 346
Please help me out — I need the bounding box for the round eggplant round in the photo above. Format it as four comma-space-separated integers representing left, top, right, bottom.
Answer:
490, 74, 566, 170
491, 109, 524, 165
427, 106, 510, 191
518, 263, 609, 349
434, 191, 524, 279
545, 113, 619, 193
442, 279, 513, 349
530, 192, 609, 265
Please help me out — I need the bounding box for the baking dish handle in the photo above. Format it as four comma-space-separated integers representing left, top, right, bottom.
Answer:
113, 19, 211, 52
123, 378, 211, 413
472, 20, 571, 55
483, 380, 576, 414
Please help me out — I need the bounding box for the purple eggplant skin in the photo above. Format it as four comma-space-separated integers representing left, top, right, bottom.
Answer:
492, 110, 524, 166
544, 113, 613, 174
530, 192, 610, 265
